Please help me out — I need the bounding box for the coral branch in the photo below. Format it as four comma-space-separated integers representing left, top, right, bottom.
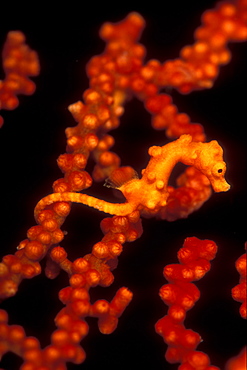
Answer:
231, 243, 247, 319
0, 31, 39, 127
155, 237, 219, 369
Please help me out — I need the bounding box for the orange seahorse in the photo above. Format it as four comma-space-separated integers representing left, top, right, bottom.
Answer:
34, 135, 230, 220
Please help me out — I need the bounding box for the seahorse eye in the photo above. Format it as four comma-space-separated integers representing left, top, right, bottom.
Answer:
212, 162, 225, 177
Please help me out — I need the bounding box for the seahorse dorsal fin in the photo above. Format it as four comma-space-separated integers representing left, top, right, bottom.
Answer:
104, 166, 139, 189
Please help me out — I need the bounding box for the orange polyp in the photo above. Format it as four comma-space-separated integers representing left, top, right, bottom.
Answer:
232, 283, 246, 301
9, 261, 22, 274
187, 351, 210, 369
98, 151, 119, 167
168, 305, 186, 322
85, 269, 101, 287
22, 337, 40, 351
0, 309, 8, 323
180, 329, 201, 350
36, 231, 52, 245
72, 153, 87, 169
67, 135, 84, 151
35, 209, 55, 223
57, 154, 74, 172
69, 274, 86, 289
27, 225, 43, 240
53, 201, 71, 218
70, 288, 89, 303
24, 241, 45, 261
91, 299, 110, 316
50, 229, 64, 244
236, 253, 247, 276
21, 264, 39, 279
110, 287, 133, 316
92, 242, 110, 259
73, 346, 87, 364
22, 348, 42, 364
41, 219, 58, 232
226, 347, 247, 370
43, 345, 61, 364
58, 287, 72, 304
51, 329, 70, 346
108, 241, 123, 257
71, 300, 91, 317
67, 171, 87, 191
68, 101, 85, 120
53, 179, 71, 193
82, 114, 99, 130
72, 258, 90, 273
50, 246, 68, 263
8, 325, 26, 343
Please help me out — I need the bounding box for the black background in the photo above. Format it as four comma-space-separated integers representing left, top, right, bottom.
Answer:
0, 1, 246, 369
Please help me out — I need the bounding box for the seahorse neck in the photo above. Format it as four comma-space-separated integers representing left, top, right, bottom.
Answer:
143, 135, 200, 188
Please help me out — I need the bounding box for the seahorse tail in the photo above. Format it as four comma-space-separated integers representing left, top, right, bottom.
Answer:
34, 192, 135, 220
34, 193, 65, 220
68, 193, 136, 216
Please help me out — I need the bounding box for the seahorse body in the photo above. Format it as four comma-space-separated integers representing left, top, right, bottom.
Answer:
34, 135, 230, 220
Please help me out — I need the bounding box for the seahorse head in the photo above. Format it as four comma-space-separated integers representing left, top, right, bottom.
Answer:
194, 140, 230, 193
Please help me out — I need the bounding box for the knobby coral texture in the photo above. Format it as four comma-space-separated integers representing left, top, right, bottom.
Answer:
0, 1, 246, 369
